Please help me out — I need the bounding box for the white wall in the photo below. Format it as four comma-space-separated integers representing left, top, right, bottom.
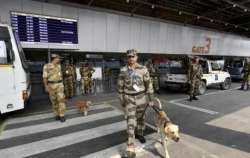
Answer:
1, 0, 250, 56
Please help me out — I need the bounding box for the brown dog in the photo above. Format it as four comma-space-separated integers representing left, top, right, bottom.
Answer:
154, 111, 180, 142
75, 100, 92, 116
153, 98, 180, 158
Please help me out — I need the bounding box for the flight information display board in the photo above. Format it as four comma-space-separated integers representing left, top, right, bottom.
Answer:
11, 12, 78, 45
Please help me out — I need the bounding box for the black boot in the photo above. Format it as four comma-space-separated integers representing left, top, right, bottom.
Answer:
122, 151, 136, 158
247, 85, 249, 91
60, 116, 66, 122
189, 96, 193, 102
239, 85, 244, 90
55, 116, 60, 121
193, 95, 199, 100
135, 134, 146, 143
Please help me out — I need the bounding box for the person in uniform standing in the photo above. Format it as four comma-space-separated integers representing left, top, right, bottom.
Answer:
43, 54, 66, 122
63, 61, 74, 99
80, 63, 88, 94
145, 59, 160, 94
71, 63, 77, 95
187, 56, 203, 102
80, 63, 95, 94
240, 57, 250, 90
117, 49, 154, 158
88, 64, 95, 93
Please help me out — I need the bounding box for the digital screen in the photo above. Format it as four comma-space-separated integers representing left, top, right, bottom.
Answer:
11, 12, 78, 45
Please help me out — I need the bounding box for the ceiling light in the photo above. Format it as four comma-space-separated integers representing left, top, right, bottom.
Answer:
197, 16, 200, 19
210, 19, 214, 22
179, 11, 182, 15
235, 25, 238, 28
233, 4, 237, 7
126, 0, 129, 3
225, 23, 228, 26
246, 28, 249, 31
244, 8, 248, 12
151, 4, 155, 9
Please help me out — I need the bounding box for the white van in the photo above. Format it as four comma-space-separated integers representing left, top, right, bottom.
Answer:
0, 24, 31, 114
162, 59, 231, 95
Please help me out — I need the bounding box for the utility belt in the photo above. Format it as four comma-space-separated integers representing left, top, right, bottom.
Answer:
48, 80, 62, 84
124, 91, 145, 96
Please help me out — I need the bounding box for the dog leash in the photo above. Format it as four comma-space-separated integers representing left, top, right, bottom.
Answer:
142, 98, 163, 117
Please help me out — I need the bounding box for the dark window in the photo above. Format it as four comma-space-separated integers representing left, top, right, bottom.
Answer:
0, 26, 14, 64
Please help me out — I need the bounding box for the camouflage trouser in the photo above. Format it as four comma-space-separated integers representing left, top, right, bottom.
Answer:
124, 93, 147, 151
64, 76, 74, 98
189, 79, 200, 96
81, 78, 91, 94
241, 73, 250, 88
48, 83, 66, 117
151, 76, 159, 91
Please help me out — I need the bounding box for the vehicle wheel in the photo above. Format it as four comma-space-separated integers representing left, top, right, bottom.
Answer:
198, 81, 206, 95
220, 78, 231, 90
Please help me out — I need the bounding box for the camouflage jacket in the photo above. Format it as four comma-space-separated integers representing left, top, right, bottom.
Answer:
117, 63, 154, 104
80, 67, 95, 78
242, 62, 250, 75
63, 65, 74, 78
147, 65, 158, 77
43, 63, 63, 82
188, 63, 203, 81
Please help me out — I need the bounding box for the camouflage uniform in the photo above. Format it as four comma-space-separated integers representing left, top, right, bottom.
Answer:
146, 60, 160, 93
43, 61, 66, 117
117, 50, 154, 157
240, 61, 250, 90
71, 64, 77, 95
63, 63, 74, 98
80, 65, 95, 94
188, 60, 203, 98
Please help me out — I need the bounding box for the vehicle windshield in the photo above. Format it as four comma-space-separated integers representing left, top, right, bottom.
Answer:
169, 61, 187, 74
232, 61, 243, 68
211, 62, 221, 71
13, 29, 29, 71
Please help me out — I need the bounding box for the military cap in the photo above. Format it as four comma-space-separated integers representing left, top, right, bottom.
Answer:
126, 49, 138, 56
51, 54, 60, 59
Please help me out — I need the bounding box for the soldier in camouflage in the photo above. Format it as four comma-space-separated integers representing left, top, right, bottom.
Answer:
187, 56, 203, 101
145, 59, 160, 94
117, 49, 154, 158
80, 63, 95, 94
70, 63, 77, 95
63, 61, 74, 99
43, 54, 66, 122
240, 57, 250, 90
87, 64, 95, 93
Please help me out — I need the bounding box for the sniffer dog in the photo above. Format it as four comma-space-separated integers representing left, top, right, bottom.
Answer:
153, 98, 180, 158
75, 100, 92, 116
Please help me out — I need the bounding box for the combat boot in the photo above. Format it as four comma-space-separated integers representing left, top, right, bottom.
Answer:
193, 95, 199, 100
189, 96, 193, 102
247, 85, 250, 91
239, 85, 244, 90
55, 116, 60, 121
135, 134, 146, 143
60, 116, 66, 122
